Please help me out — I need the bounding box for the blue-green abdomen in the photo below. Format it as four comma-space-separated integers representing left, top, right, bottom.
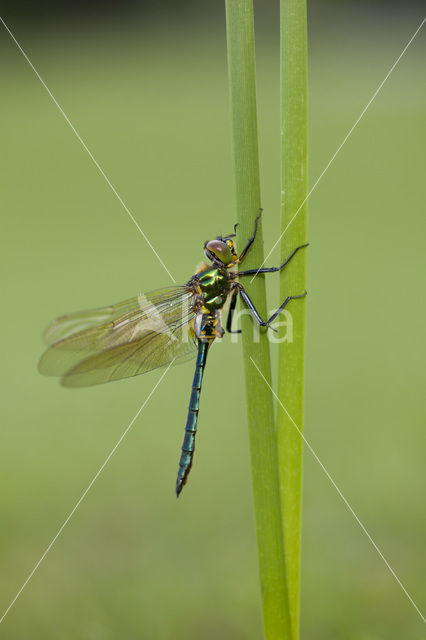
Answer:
176, 340, 209, 496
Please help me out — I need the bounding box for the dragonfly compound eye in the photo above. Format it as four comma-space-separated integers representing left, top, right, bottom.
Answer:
204, 240, 234, 265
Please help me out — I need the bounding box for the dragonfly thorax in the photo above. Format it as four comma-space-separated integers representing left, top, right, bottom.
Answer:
196, 266, 231, 311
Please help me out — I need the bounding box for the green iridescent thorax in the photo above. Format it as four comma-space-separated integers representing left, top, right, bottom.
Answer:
197, 267, 231, 311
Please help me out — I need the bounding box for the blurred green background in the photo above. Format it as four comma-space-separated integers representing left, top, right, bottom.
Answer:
1, 4, 425, 639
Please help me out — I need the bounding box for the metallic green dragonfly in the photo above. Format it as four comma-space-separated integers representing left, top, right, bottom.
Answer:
39, 212, 307, 496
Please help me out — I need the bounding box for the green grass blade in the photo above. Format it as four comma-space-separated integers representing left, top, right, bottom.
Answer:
278, 1, 308, 638
225, 1, 292, 637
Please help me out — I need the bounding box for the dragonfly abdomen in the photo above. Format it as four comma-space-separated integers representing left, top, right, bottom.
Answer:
176, 339, 209, 496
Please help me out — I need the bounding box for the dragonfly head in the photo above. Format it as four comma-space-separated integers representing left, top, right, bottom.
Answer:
204, 236, 237, 267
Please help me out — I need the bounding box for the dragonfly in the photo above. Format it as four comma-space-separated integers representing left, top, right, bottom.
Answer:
39, 211, 308, 496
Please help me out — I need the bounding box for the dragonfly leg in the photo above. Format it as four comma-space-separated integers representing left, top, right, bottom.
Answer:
226, 288, 241, 334
238, 243, 309, 276
238, 285, 307, 329
237, 209, 263, 263
223, 222, 238, 239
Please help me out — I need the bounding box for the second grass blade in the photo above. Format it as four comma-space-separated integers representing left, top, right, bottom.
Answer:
278, 1, 309, 638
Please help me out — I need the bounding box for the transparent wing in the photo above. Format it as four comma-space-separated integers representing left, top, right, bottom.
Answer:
43, 297, 147, 345
61, 322, 196, 388
39, 286, 198, 387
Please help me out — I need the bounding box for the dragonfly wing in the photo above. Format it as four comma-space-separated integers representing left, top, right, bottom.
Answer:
42, 298, 143, 345
61, 322, 197, 387
39, 286, 198, 385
